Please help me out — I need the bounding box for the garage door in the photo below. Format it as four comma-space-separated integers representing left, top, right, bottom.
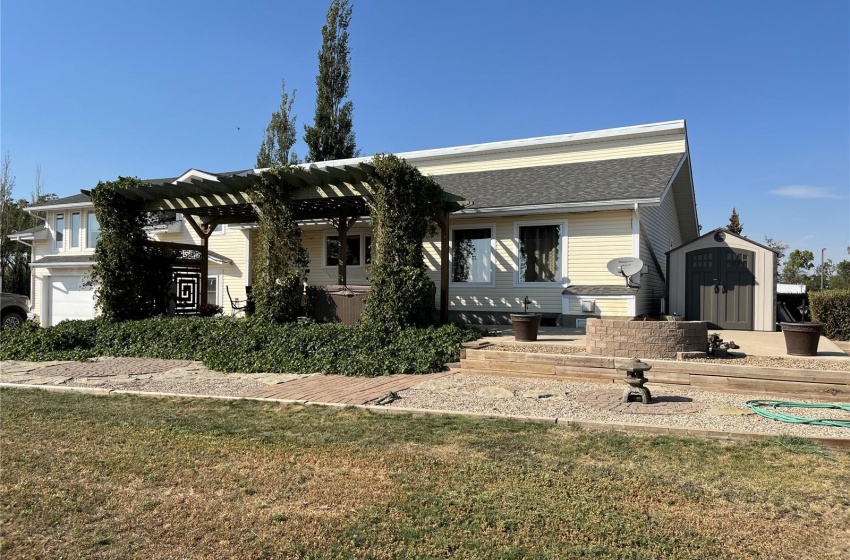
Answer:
49, 276, 95, 325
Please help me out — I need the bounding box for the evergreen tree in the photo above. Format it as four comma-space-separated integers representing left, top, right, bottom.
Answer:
256, 80, 299, 168
727, 207, 743, 234
304, 0, 357, 162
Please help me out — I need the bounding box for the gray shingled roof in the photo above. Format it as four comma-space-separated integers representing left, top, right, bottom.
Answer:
28, 193, 92, 208
9, 225, 47, 236
562, 285, 639, 296
32, 255, 96, 265
435, 153, 684, 209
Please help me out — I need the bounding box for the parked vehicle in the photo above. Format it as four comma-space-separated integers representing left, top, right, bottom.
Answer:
1, 292, 32, 329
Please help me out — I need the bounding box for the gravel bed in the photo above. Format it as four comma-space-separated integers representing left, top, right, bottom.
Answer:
386, 373, 850, 439
483, 343, 586, 355
482, 344, 850, 371
63, 378, 270, 397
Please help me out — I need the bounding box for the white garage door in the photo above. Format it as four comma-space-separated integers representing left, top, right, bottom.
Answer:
49, 276, 95, 326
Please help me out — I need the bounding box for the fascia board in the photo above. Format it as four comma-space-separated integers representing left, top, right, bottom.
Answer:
455, 198, 660, 217
26, 202, 94, 211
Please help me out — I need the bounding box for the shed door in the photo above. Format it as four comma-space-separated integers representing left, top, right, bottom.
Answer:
49, 276, 95, 326
685, 248, 754, 330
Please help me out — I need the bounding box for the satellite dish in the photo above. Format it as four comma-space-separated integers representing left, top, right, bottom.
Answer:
607, 257, 644, 287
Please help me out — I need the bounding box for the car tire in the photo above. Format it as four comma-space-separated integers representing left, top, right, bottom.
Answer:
2, 311, 25, 330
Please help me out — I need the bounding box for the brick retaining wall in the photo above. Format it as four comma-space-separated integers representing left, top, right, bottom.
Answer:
586, 318, 708, 359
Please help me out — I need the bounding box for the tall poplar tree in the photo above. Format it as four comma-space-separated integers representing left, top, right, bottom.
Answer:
304, 0, 357, 162
257, 80, 299, 168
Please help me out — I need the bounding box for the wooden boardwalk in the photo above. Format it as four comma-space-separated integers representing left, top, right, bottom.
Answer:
237, 373, 451, 405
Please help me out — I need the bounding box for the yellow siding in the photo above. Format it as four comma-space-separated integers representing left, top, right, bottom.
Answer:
567, 211, 634, 285
416, 134, 686, 176
637, 189, 683, 315
151, 224, 250, 305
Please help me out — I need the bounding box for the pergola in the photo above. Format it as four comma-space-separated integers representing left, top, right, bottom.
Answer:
84, 162, 469, 322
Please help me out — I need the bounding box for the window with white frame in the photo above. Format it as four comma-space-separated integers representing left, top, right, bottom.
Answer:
87, 212, 100, 248
70, 213, 81, 248
55, 214, 65, 249
516, 222, 564, 283
325, 235, 361, 267
364, 236, 372, 265
451, 227, 493, 285
211, 224, 225, 235
207, 277, 219, 305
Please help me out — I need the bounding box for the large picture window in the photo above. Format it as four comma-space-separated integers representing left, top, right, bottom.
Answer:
325, 235, 361, 267
517, 223, 563, 283
451, 227, 493, 284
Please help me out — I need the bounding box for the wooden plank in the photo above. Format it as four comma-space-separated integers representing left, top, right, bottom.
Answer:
462, 359, 556, 375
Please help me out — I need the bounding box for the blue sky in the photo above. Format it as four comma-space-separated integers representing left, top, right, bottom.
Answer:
2, 0, 848, 264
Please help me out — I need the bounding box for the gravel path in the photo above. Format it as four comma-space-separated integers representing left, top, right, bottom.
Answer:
386, 373, 850, 439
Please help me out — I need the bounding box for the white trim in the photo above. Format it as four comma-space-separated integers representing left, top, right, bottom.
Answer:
657, 153, 688, 203
513, 219, 569, 288
175, 169, 220, 183
244, 229, 253, 287
30, 261, 95, 269
632, 207, 641, 258
26, 201, 94, 211
206, 273, 223, 306
448, 223, 497, 288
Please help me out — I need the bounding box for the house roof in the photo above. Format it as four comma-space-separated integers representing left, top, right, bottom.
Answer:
26, 193, 92, 210
9, 225, 47, 236
436, 153, 685, 209
30, 254, 96, 268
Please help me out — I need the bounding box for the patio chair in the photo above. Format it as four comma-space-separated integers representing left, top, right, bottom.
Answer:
226, 285, 251, 317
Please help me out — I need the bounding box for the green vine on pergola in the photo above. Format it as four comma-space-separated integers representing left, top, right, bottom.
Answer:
88, 177, 172, 321
361, 153, 446, 329
249, 166, 310, 323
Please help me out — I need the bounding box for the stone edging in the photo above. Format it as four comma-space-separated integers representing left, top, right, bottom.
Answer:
2, 383, 848, 451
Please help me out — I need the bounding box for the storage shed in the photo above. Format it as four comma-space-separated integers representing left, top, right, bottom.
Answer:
666, 228, 777, 331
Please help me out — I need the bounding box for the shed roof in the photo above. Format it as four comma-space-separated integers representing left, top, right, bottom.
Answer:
666, 228, 779, 255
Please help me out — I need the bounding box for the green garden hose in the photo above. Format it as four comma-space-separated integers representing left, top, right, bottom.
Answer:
745, 400, 850, 428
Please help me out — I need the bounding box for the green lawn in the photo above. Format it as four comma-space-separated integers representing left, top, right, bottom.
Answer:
2, 389, 848, 559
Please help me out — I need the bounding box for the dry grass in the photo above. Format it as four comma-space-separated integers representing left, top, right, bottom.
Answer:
2, 388, 849, 559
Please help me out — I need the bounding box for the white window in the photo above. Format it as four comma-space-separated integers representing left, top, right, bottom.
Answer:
55, 214, 65, 249
325, 235, 361, 267
87, 212, 100, 248
70, 213, 81, 248
514, 221, 567, 285
211, 224, 225, 235
207, 277, 219, 305
450, 226, 494, 286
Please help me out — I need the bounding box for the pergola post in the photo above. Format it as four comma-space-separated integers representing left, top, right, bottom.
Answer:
437, 208, 450, 324
334, 214, 359, 286
184, 214, 218, 310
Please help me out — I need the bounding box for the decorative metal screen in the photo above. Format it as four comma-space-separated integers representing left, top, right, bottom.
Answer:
172, 267, 202, 314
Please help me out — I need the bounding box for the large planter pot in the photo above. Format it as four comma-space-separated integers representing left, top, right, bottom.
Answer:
780, 322, 824, 356
510, 313, 542, 342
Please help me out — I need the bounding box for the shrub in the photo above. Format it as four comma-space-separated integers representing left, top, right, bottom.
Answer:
0, 317, 483, 376
810, 289, 850, 341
